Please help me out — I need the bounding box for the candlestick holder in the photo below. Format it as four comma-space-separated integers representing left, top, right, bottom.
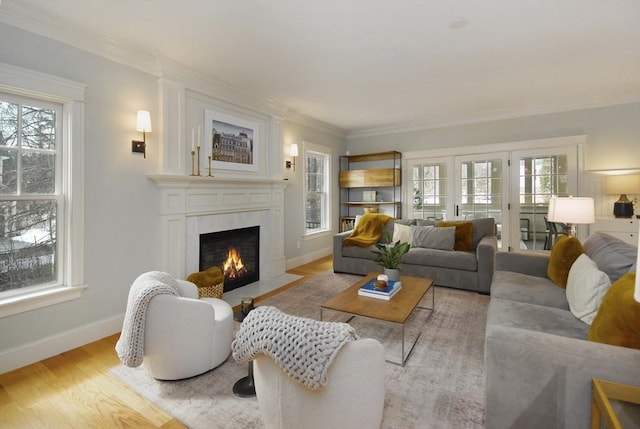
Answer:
190, 150, 196, 176
207, 155, 213, 177
196, 146, 201, 176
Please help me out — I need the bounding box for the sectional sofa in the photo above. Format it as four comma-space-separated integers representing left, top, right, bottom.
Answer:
485, 232, 639, 428
333, 217, 497, 293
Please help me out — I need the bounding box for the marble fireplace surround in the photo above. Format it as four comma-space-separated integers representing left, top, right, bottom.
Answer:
149, 175, 296, 304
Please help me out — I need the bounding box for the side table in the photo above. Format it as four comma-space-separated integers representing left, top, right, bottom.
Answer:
233, 297, 256, 398
591, 378, 640, 429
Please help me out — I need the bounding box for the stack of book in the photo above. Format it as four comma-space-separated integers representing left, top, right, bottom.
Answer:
358, 279, 402, 300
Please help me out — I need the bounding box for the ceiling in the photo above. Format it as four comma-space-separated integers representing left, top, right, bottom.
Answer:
2, 0, 639, 136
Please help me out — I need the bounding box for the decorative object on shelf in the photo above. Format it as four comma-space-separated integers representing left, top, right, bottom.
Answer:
605, 173, 640, 218
285, 143, 298, 171
547, 196, 595, 237
363, 190, 377, 202
131, 110, 151, 158
190, 127, 202, 176
363, 207, 378, 214
207, 155, 213, 177
373, 228, 410, 281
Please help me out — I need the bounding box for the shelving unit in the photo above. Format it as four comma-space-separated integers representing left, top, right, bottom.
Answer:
339, 151, 402, 232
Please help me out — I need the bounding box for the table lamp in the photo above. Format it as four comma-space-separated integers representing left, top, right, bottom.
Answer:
604, 174, 640, 218
547, 196, 595, 237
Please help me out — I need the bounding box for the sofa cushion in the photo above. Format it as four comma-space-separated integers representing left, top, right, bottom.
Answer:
411, 226, 455, 250
342, 244, 377, 260
491, 271, 569, 310
392, 223, 413, 245
547, 236, 584, 288
470, 217, 496, 249
402, 247, 477, 271
488, 298, 589, 340
415, 219, 437, 227
583, 232, 638, 284
438, 221, 474, 251
588, 272, 640, 350
565, 254, 611, 325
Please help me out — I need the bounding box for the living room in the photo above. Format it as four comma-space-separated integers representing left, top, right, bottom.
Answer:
1, 1, 639, 427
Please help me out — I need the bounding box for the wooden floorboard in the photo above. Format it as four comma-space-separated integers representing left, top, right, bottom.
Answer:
0, 257, 332, 428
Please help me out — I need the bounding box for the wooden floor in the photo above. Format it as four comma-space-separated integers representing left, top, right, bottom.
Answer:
0, 256, 333, 429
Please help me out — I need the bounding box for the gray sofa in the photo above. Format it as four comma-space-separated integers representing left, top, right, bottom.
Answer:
333, 217, 497, 293
485, 232, 640, 429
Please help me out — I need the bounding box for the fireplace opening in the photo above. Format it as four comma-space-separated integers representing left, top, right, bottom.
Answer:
199, 226, 259, 292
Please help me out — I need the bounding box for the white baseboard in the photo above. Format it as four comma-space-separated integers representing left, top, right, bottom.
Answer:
0, 314, 124, 374
286, 247, 332, 270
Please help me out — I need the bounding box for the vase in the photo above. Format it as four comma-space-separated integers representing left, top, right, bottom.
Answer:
384, 268, 400, 282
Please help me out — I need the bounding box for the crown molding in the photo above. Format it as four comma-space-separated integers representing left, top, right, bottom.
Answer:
346, 95, 640, 139
283, 109, 347, 139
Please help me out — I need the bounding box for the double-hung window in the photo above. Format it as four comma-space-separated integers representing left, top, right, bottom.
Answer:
304, 142, 331, 235
0, 63, 86, 317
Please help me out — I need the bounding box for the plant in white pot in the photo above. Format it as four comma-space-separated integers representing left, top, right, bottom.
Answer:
373, 228, 410, 281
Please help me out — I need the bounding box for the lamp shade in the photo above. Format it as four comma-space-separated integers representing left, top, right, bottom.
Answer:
547, 196, 595, 224
136, 110, 152, 133
605, 174, 640, 195
289, 143, 299, 157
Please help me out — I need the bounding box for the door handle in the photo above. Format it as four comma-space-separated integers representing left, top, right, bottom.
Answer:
456, 205, 459, 217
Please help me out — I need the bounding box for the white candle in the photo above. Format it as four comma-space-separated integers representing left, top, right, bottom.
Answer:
197, 126, 201, 148
191, 128, 195, 151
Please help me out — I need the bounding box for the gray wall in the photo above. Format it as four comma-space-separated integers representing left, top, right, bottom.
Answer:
347, 103, 640, 172
0, 23, 160, 353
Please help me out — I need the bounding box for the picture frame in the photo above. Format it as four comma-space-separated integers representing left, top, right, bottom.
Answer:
204, 109, 259, 172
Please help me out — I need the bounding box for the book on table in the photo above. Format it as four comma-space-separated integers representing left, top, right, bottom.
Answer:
358, 279, 402, 300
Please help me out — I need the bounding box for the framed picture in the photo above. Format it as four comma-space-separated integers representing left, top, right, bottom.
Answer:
204, 109, 259, 172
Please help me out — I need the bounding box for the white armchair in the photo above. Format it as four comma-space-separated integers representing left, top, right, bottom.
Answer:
143, 279, 234, 380
253, 337, 386, 429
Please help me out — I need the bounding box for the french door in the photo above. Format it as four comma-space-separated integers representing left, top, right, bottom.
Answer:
408, 145, 578, 252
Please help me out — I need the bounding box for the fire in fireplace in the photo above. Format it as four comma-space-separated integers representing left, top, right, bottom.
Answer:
199, 226, 259, 292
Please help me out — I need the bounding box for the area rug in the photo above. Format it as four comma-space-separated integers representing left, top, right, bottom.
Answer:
110, 270, 489, 428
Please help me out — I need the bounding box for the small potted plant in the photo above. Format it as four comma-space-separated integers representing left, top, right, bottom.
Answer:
373, 228, 410, 281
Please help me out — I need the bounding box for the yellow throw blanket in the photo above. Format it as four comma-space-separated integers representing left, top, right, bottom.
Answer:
343, 213, 392, 247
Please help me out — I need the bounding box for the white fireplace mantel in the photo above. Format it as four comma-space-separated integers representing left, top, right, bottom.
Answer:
149, 174, 287, 281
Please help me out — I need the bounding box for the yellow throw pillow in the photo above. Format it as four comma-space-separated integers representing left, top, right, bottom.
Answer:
437, 221, 474, 251
588, 273, 640, 350
547, 235, 584, 288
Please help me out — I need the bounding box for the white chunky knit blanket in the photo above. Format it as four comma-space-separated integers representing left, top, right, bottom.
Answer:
115, 271, 182, 368
231, 306, 358, 390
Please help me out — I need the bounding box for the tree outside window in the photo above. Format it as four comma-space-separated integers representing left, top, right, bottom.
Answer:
304, 144, 331, 234
0, 96, 61, 292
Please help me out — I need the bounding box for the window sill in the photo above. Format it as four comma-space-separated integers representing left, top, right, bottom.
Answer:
304, 229, 333, 239
0, 285, 87, 318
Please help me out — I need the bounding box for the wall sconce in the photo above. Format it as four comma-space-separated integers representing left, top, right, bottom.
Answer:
604, 174, 640, 218
547, 196, 595, 237
286, 143, 298, 171
132, 110, 152, 158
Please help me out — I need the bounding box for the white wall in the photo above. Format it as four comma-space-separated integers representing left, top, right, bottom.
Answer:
0, 22, 346, 372
347, 102, 640, 172
283, 120, 347, 267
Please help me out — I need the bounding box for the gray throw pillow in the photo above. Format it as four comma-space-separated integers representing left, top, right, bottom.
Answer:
583, 232, 637, 283
411, 226, 456, 251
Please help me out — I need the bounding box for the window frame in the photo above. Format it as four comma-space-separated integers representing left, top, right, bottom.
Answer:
302, 141, 332, 238
0, 63, 87, 318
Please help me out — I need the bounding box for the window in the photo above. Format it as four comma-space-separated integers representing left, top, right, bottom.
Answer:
304, 142, 331, 235
0, 63, 86, 317
1, 94, 61, 292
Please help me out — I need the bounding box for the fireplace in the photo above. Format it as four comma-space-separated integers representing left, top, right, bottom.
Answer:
199, 226, 260, 292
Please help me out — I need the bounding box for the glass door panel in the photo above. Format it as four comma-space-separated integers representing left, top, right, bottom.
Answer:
455, 153, 509, 249
409, 157, 451, 221
512, 147, 577, 251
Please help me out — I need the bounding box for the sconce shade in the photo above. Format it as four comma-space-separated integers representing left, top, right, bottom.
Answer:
289, 143, 299, 157
136, 110, 152, 132
548, 196, 595, 225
